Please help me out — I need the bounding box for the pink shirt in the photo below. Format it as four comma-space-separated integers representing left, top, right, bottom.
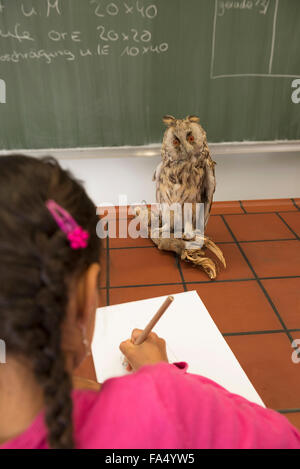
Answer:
1, 362, 300, 449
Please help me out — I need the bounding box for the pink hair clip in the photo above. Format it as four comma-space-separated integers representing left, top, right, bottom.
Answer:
45, 200, 89, 250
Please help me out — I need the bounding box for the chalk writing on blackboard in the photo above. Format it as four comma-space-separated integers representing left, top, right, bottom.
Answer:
97, 26, 152, 43
0, 78, 6, 103
0, 49, 76, 64
121, 43, 168, 56
20, 0, 62, 17
90, 0, 158, 19
211, 0, 299, 79
48, 30, 82, 42
18, 0, 158, 19
46, 0, 61, 17
217, 0, 271, 17
0, 23, 34, 42
21, 4, 38, 17
292, 79, 300, 104
0, 0, 167, 63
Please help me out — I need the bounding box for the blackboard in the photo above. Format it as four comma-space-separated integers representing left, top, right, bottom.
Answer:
0, 0, 299, 150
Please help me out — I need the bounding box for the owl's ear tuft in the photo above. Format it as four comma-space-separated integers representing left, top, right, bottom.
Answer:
187, 115, 200, 123
163, 115, 176, 126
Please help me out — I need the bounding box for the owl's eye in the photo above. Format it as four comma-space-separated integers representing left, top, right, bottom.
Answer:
187, 133, 195, 143
173, 137, 180, 147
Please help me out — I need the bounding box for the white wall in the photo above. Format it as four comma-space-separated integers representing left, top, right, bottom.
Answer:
59, 151, 300, 206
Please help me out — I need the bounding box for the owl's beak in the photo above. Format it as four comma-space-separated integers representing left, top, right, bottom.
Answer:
182, 142, 193, 159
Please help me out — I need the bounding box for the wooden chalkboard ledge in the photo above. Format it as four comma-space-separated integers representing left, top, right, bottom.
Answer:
0, 141, 300, 160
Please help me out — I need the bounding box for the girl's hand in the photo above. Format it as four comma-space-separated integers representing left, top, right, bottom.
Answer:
120, 329, 169, 372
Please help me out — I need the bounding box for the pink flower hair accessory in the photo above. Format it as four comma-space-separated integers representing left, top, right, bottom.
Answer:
45, 200, 89, 250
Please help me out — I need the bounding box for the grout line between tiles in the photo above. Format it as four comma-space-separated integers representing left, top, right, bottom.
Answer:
108, 238, 296, 250
291, 199, 300, 211
185, 278, 254, 284
212, 209, 297, 216
175, 255, 188, 292
276, 212, 299, 240
101, 282, 184, 290
102, 205, 299, 220
109, 245, 156, 250
221, 215, 294, 343
184, 275, 300, 282
239, 200, 247, 214
224, 330, 286, 337
98, 275, 300, 290
278, 409, 300, 414
238, 238, 295, 243
258, 275, 300, 280
100, 205, 298, 215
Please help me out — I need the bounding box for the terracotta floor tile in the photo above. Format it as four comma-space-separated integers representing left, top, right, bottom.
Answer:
242, 199, 297, 213
261, 278, 300, 329
110, 284, 185, 306
109, 218, 154, 248
224, 213, 295, 242
206, 216, 234, 242
211, 201, 243, 215
74, 355, 97, 382
181, 243, 254, 282
187, 281, 282, 333
110, 238, 154, 248
280, 212, 300, 238
241, 241, 300, 278
109, 247, 182, 287
98, 288, 108, 308
101, 214, 154, 248
282, 413, 300, 431
99, 250, 107, 287
225, 333, 300, 409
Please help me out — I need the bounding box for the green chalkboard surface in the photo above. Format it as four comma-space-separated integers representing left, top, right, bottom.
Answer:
0, 0, 299, 150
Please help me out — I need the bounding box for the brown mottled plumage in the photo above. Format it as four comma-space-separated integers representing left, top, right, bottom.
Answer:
147, 115, 226, 279
154, 115, 216, 229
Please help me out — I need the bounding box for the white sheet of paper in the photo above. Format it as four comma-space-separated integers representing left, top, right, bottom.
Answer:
92, 290, 265, 407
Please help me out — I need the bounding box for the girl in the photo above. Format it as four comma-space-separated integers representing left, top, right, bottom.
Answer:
0, 154, 299, 449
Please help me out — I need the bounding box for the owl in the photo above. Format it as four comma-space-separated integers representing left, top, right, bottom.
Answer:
153, 115, 216, 234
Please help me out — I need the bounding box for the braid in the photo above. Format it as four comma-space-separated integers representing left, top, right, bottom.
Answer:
34, 234, 74, 449
0, 155, 101, 449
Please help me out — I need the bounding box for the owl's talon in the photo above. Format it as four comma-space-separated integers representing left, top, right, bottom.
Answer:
203, 238, 226, 268
182, 250, 217, 279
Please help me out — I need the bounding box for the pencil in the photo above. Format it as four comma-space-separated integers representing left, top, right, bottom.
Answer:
134, 295, 174, 345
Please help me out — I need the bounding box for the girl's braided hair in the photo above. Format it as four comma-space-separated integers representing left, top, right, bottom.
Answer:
0, 155, 101, 449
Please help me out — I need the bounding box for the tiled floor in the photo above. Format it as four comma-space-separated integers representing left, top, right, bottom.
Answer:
76, 198, 300, 430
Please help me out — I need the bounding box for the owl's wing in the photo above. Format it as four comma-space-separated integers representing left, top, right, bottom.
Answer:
202, 149, 216, 228
153, 162, 163, 202
153, 161, 162, 182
